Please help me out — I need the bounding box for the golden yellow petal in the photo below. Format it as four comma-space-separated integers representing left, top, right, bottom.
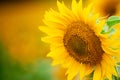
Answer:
83, 3, 93, 23
47, 46, 67, 58
102, 45, 120, 57
72, 0, 77, 14
101, 54, 118, 76
71, 0, 82, 20
66, 59, 79, 80
52, 52, 70, 66
79, 64, 85, 80
43, 19, 66, 30
47, 46, 69, 66
49, 8, 71, 24
52, 60, 61, 66
39, 26, 64, 36
44, 10, 69, 26
102, 38, 120, 48
101, 61, 106, 79
41, 36, 63, 45
61, 56, 74, 68
50, 44, 64, 51
107, 74, 112, 80
57, 1, 76, 22
85, 64, 94, 76
77, 0, 82, 13
79, 64, 94, 80
101, 61, 112, 80
103, 53, 116, 66
93, 64, 101, 80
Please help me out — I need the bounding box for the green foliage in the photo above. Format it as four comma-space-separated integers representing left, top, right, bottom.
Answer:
107, 16, 120, 28
101, 16, 120, 35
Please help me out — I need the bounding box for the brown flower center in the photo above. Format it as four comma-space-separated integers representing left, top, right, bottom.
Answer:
63, 22, 104, 65
102, 3, 117, 16
100, 0, 119, 17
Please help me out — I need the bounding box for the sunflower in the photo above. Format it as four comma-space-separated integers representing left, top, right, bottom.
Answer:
93, 0, 120, 17
39, 0, 120, 80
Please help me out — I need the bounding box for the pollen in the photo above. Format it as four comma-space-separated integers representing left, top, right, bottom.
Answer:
63, 22, 104, 65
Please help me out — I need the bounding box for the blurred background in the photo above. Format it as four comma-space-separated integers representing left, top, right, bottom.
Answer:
0, 0, 70, 80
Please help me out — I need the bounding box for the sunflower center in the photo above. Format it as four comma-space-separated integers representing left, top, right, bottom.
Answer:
101, 0, 119, 16
68, 35, 88, 56
63, 22, 104, 65
103, 4, 117, 16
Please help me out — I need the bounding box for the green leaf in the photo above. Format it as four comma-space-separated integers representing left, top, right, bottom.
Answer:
101, 16, 120, 35
115, 66, 120, 80
101, 24, 109, 34
107, 16, 120, 27
112, 75, 117, 80
101, 24, 116, 35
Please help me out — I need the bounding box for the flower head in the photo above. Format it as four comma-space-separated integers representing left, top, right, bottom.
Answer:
39, 0, 120, 80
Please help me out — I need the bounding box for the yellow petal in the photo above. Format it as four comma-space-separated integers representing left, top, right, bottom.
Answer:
66, 59, 79, 80
44, 10, 68, 26
50, 44, 64, 51
85, 64, 94, 76
52, 60, 61, 66
50, 8, 70, 24
71, 0, 79, 19
57, 1, 76, 21
39, 26, 64, 36
102, 54, 118, 76
41, 36, 63, 45
101, 61, 112, 80
103, 53, 116, 66
61, 56, 73, 68
72, 0, 77, 14
79, 64, 86, 80
83, 3, 93, 23
47, 46, 68, 60
101, 61, 106, 79
77, 0, 82, 13
102, 45, 120, 57
43, 19, 66, 30
107, 73, 112, 80
93, 64, 101, 80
